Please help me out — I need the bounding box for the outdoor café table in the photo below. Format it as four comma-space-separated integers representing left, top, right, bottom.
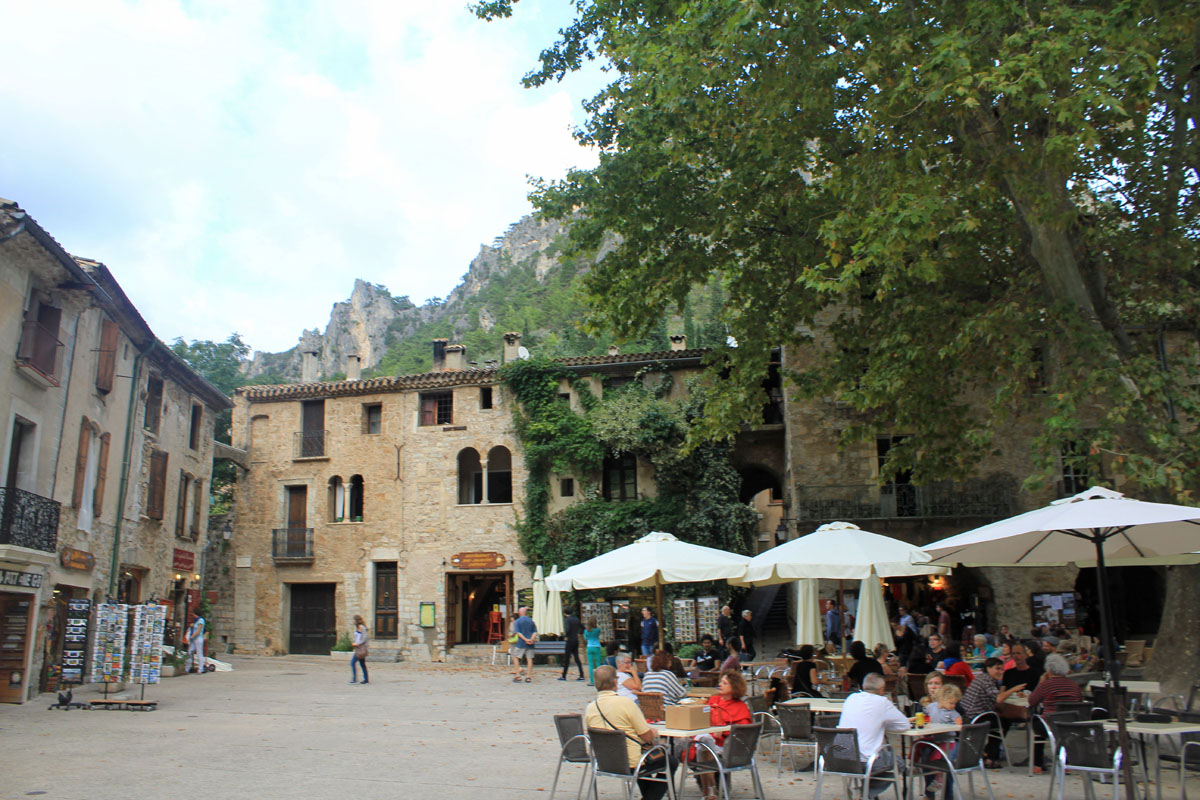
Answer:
1090, 679, 1162, 709
650, 722, 734, 796
895, 722, 963, 797
779, 696, 848, 714
685, 687, 719, 699
1100, 719, 1200, 800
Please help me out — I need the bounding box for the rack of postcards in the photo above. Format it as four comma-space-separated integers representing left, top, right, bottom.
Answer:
672, 598, 698, 643
89, 603, 128, 684
127, 604, 166, 685
60, 598, 92, 685
696, 597, 720, 639
581, 602, 614, 642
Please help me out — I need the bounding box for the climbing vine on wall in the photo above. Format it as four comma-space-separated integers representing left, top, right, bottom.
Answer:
501, 357, 758, 570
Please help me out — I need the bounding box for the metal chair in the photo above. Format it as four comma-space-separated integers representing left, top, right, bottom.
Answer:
587, 726, 676, 800
1052, 721, 1125, 800
1155, 709, 1200, 800
969, 710, 1010, 769
753, 710, 783, 764
1153, 683, 1200, 715
774, 704, 818, 775
908, 721, 996, 800
814, 726, 901, 800
679, 721, 765, 800
1054, 701, 1098, 720
550, 713, 592, 800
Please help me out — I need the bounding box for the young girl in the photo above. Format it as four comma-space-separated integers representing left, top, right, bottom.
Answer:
919, 684, 963, 799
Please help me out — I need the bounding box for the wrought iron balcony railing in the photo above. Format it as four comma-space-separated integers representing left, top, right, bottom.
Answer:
272, 528, 314, 561
0, 486, 60, 553
794, 480, 1016, 523
293, 430, 326, 459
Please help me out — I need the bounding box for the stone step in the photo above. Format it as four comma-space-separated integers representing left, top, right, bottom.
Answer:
444, 644, 504, 665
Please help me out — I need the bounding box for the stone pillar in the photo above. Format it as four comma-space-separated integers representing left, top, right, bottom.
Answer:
345, 354, 361, 381
502, 332, 522, 363
670, 334, 687, 351
444, 344, 466, 371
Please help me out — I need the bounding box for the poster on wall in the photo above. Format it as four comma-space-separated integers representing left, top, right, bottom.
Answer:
1031, 592, 1077, 628
60, 598, 91, 685
89, 603, 128, 683
127, 604, 167, 684
672, 598, 698, 643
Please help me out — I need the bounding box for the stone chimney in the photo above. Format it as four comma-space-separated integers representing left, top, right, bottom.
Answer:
502, 332, 522, 363
669, 334, 687, 351
608, 344, 620, 356
444, 344, 467, 371
345, 353, 361, 381
300, 330, 321, 383
432, 339, 448, 372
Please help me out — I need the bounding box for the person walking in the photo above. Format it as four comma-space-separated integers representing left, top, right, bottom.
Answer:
510, 606, 537, 683
559, 607, 586, 682
584, 616, 604, 685
738, 609, 756, 662
640, 607, 659, 656
825, 599, 842, 651
348, 614, 370, 684
716, 605, 736, 651
185, 612, 205, 674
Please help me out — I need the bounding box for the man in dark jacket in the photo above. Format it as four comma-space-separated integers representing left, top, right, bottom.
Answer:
559, 608, 586, 681
717, 605, 736, 652
738, 609, 757, 661
640, 607, 659, 656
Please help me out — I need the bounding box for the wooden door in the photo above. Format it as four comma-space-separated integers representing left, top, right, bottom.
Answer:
287, 486, 307, 528
288, 583, 335, 654
446, 574, 460, 646
374, 563, 397, 639
0, 593, 33, 703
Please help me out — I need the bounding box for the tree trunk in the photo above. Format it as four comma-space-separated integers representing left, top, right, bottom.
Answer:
1144, 564, 1200, 697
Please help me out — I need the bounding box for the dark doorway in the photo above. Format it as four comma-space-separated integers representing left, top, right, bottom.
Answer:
446, 572, 511, 645
374, 563, 398, 639
289, 583, 336, 654
1074, 566, 1165, 642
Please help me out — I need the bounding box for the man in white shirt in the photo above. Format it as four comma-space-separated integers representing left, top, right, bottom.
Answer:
836, 673, 911, 796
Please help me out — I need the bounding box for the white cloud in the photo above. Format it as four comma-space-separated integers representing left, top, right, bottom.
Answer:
0, 0, 602, 352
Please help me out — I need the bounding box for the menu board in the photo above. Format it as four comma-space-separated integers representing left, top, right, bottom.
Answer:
127, 604, 166, 684
1031, 592, 1077, 628
61, 598, 91, 685
673, 598, 698, 643
581, 602, 613, 642
696, 596, 720, 639
89, 603, 128, 683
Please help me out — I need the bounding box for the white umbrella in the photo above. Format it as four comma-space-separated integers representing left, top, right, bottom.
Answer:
542, 565, 565, 636
531, 565, 548, 634
545, 531, 751, 649
794, 579, 823, 647
855, 569, 893, 653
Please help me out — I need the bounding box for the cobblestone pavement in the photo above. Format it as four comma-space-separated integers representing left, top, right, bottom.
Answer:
0, 655, 1194, 800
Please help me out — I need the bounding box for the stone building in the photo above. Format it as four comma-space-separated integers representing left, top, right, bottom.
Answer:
0, 199, 230, 702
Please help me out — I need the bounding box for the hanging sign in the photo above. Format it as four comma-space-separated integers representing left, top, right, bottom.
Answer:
449, 552, 506, 570
0, 569, 42, 588
60, 547, 95, 571
172, 548, 195, 571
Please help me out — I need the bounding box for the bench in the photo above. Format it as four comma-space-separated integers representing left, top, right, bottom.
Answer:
493, 639, 571, 666
89, 699, 158, 711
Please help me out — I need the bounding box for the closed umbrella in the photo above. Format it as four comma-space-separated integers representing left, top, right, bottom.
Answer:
531, 565, 548, 634
542, 565, 565, 636
855, 569, 893, 653
545, 531, 751, 649
794, 578, 823, 647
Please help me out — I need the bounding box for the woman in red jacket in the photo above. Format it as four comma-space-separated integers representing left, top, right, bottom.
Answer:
692, 670, 752, 800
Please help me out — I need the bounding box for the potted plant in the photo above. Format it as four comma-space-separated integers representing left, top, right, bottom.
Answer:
352, 515, 362, 522
329, 632, 353, 660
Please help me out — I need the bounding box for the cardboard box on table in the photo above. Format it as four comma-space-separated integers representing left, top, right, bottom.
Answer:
665, 704, 712, 730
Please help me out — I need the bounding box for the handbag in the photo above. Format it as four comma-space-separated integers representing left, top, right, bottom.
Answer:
354, 643, 369, 658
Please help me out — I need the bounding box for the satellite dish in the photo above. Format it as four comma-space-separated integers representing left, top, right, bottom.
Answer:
517, 346, 531, 360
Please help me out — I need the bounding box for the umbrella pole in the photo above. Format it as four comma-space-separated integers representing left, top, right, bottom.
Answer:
656, 581, 664, 652
838, 580, 845, 654
1093, 536, 1135, 800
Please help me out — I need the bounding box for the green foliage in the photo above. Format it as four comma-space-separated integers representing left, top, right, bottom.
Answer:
330, 632, 353, 652
485, 0, 1200, 499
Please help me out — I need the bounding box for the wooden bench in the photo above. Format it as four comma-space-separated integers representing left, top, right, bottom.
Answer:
533, 641, 568, 662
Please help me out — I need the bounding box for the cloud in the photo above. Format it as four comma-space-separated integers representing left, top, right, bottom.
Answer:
0, 0, 602, 351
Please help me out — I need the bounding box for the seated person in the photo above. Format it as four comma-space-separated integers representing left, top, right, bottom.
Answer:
586, 665, 674, 800
790, 643, 820, 697
615, 654, 642, 700
1025, 653, 1084, 770
837, 672, 912, 797
719, 637, 742, 674
847, 640, 884, 688
917, 684, 964, 799
960, 656, 1025, 768
602, 640, 621, 668
692, 635, 720, 674
662, 642, 688, 679
936, 642, 974, 687
693, 671, 753, 799
641, 649, 687, 705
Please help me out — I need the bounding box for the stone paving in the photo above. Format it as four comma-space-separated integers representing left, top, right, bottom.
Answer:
0, 655, 1194, 800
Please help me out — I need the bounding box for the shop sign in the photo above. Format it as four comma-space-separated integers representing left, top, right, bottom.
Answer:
60, 547, 95, 571
173, 548, 195, 571
0, 569, 43, 589
449, 551, 506, 570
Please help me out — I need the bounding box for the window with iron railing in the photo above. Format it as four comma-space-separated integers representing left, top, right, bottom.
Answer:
272, 528, 314, 560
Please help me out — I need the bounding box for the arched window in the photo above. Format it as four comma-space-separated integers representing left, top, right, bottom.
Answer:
328, 476, 344, 522
349, 474, 364, 521
458, 448, 482, 504
487, 446, 512, 504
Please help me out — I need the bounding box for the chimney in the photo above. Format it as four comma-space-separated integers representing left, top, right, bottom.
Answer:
669, 334, 687, 351
608, 344, 620, 356
299, 331, 321, 383
502, 332, 522, 363
345, 353, 361, 381
444, 344, 467, 371
432, 339, 448, 372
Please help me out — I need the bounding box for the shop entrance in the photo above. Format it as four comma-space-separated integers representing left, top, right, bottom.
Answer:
0, 592, 33, 703
446, 572, 512, 646
288, 583, 336, 654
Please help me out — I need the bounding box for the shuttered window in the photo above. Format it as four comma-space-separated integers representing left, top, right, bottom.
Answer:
72, 418, 92, 508
93, 432, 112, 516
419, 392, 452, 426
192, 478, 204, 540
95, 319, 118, 393
147, 450, 168, 519
175, 471, 191, 538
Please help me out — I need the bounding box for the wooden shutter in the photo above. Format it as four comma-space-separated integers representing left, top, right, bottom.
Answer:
192, 479, 204, 540
93, 432, 112, 516
175, 471, 190, 537
95, 319, 118, 393
420, 395, 435, 426
147, 450, 168, 519
72, 418, 92, 508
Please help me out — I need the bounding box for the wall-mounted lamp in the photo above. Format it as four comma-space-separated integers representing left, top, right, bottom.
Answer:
174, 573, 182, 581
222, 521, 233, 540
775, 518, 798, 544
193, 573, 200, 581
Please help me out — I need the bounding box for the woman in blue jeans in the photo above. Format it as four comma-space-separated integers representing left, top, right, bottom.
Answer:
350, 615, 369, 684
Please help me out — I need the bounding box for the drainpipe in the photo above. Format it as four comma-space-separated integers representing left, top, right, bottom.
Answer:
108, 340, 157, 597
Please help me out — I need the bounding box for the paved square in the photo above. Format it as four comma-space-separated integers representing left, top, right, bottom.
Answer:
0, 656, 1193, 800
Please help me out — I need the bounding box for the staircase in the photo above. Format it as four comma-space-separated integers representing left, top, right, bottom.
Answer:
744, 584, 795, 658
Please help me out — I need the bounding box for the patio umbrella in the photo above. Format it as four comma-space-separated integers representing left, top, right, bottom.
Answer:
855, 569, 894, 653
795, 579, 823, 647
542, 565, 565, 636
544, 531, 752, 649
917, 485, 1200, 800
531, 565, 548, 634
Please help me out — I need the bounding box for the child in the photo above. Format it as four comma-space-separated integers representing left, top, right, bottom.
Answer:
919, 684, 963, 799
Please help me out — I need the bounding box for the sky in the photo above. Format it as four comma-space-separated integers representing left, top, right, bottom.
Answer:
1, 1, 604, 353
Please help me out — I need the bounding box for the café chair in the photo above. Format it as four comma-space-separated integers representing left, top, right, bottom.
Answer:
1054, 701, 1098, 720
747, 694, 772, 715
752, 710, 782, 763
636, 691, 666, 722
587, 726, 676, 800
550, 713, 592, 800
1155, 709, 1200, 799
774, 704, 818, 775
1090, 685, 1130, 718
1052, 721, 1126, 800
969, 710, 1010, 769
813, 726, 901, 800
1153, 683, 1200, 715
908, 722, 995, 800
1035, 710, 1089, 790
679, 721, 765, 800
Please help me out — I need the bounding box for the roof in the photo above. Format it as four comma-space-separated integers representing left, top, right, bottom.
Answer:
0, 198, 110, 296
238, 347, 711, 403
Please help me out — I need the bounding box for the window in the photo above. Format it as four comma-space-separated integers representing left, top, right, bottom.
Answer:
602, 453, 638, 501
420, 392, 453, 426
458, 448, 482, 504
176, 471, 193, 539
487, 446, 512, 504
348, 474, 364, 521
605, 377, 633, 396
363, 403, 382, 434
298, 399, 325, 457
188, 403, 203, 450
73, 419, 100, 531
4, 417, 37, 492
329, 476, 345, 521
192, 478, 204, 539
146, 449, 168, 519
16, 301, 63, 382
877, 435, 916, 517
560, 478, 575, 498
95, 319, 118, 394
1061, 441, 1092, 495
558, 392, 571, 403
144, 375, 163, 434
480, 387, 493, 410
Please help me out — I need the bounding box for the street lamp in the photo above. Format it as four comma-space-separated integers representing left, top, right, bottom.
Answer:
222, 521, 233, 540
